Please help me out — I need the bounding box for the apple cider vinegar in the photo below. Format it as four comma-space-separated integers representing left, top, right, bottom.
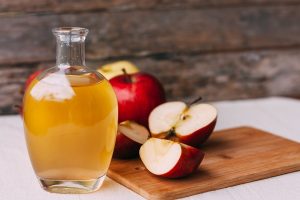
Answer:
22, 27, 118, 193
24, 74, 117, 180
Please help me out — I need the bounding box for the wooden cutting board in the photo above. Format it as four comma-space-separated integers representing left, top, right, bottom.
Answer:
107, 127, 300, 200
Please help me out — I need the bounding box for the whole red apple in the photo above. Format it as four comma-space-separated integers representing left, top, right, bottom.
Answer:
25, 69, 43, 90
109, 72, 166, 127
17, 69, 43, 116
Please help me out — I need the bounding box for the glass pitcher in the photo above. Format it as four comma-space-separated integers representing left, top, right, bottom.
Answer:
23, 27, 118, 193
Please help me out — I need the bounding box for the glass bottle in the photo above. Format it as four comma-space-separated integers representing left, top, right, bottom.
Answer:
23, 27, 118, 193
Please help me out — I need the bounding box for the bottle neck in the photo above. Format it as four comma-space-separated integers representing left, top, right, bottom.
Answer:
55, 35, 86, 68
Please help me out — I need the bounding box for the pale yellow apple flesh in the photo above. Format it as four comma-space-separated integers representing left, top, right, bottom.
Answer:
119, 121, 149, 144
148, 101, 187, 135
140, 138, 205, 178
139, 138, 181, 175
149, 102, 217, 137
176, 104, 217, 136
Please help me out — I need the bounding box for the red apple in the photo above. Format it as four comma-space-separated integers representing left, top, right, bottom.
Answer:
149, 102, 217, 147
25, 69, 43, 90
140, 138, 204, 178
17, 69, 43, 116
113, 121, 149, 159
109, 72, 165, 127
98, 61, 139, 80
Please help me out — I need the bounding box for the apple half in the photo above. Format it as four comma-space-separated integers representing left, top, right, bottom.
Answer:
140, 138, 204, 178
149, 102, 217, 147
113, 120, 149, 159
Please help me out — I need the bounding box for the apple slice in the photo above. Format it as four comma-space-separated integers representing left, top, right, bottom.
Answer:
139, 138, 204, 178
113, 121, 149, 159
149, 102, 217, 147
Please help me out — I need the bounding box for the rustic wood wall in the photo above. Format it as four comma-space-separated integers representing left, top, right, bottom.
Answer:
1, 0, 300, 114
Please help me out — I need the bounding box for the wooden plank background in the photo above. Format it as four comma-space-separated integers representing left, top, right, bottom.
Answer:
1, 0, 300, 114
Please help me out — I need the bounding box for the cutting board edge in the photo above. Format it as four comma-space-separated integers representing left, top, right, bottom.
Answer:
107, 170, 151, 199
107, 126, 300, 200
141, 162, 300, 200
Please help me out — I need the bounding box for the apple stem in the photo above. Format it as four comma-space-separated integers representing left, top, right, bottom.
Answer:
122, 68, 132, 83
187, 96, 203, 107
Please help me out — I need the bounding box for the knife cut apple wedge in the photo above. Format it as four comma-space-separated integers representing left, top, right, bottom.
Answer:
113, 121, 149, 159
139, 138, 205, 178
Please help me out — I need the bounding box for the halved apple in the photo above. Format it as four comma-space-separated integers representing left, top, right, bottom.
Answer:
98, 61, 139, 80
113, 120, 149, 159
140, 138, 204, 178
149, 102, 217, 147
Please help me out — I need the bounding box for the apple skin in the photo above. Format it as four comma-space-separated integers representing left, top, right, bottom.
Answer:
149, 102, 217, 147
18, 69, 43, 116
161, 143, 204, 178
113, 130, 141, 159
113, 121, 149, 159
109, 72, 166, 127
177, 118, 217, 148
140, 138, 205, 178
25, 70, 43, 90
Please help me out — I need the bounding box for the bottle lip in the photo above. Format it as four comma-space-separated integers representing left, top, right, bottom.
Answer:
52, 27, 88, 36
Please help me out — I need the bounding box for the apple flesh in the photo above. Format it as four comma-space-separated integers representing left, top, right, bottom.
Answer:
110, 72, 165, 127
149, 102, 217, 147
113, 121, 149, 159
98, 61, 139, 80
140, 138, 204, 178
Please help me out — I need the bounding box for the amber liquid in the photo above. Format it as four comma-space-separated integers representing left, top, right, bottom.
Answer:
23, 72, 118, 180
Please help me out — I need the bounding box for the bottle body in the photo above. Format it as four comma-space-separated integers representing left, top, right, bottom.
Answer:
23, 28, 118, 193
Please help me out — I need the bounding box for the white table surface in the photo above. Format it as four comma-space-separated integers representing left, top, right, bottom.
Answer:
1, 97, 300, 200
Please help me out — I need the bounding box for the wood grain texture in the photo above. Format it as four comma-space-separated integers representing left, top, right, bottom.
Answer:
0, 64, 36, 114
1, 6, 300, 64
0, 0, 299, 13
107, 127, 300, 200
2, 48, 300, 114
130, 49, 300, 102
